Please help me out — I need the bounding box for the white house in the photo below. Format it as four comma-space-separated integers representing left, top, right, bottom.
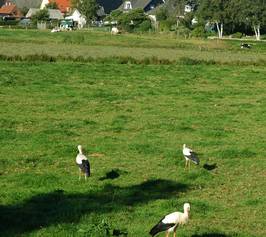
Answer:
184, 4, 192, 13
65, 9, 86, 28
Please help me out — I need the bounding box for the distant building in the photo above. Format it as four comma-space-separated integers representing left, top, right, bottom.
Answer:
0, 1, 22, 18
65, 9, 86, 28
96, 0, 122, 14
120, 0, 165, 13
40, 0, 71, 14
184, 4, 192, 13
6, 0, 42, 10
26, 8, 63, 20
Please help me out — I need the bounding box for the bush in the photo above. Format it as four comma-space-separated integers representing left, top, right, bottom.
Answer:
191, 26, 207, 38
0, 19, 19, 26
176, 26, 191, 38
159, 20, 173, 32
231, 32, 243, 38
136, 20, 151, 32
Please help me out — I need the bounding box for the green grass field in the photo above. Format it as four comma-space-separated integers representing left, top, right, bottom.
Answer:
0, 29, 266, 237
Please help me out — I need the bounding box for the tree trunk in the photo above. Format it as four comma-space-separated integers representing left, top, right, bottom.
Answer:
253, 25, 260, 40
215, 21, 223, 38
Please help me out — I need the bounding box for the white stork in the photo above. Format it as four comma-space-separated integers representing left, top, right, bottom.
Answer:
182, 144, 199, 169
76, 145, 90, 180
149, 203, 190, 237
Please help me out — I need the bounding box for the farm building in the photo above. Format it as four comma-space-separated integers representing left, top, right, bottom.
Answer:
0, 1, 22, 18
26, 8, 63, 20
65, 9, 86, 28
5, 0, 42, 9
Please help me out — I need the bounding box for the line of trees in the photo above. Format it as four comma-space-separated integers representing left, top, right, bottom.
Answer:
197, 0, 266, 40
159, 0, 266, 40
70, 0, 266, 39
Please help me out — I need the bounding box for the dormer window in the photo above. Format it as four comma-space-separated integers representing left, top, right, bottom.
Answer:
124, 1, 132, 10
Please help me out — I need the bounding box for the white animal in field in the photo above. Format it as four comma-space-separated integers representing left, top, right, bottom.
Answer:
149, 203, 190, 237
182, 144, 199, 169
76, 145, 90, 180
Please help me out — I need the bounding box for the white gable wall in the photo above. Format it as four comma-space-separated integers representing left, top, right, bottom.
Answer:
40, 0, 49, 9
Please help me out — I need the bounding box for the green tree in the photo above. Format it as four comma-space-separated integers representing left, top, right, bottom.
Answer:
31, 8, 49, 24
232, 0, 266, 40
197, 0, 229, 38
155, 6, 168, 21
46, 1, 59, 9
119, 9, 150, 32
72, 0, 99, 23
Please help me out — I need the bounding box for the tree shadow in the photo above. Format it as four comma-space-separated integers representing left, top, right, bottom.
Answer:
99, 169, 128, 181
192, 233, 231, 237
0, 179, 188, 236
203, 163, 217, 171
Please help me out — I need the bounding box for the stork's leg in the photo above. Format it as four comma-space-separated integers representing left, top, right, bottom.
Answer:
79, 169, 81, 181
173, 230, 176, 237
189, 160, 191, 170
185, 159, 188, 170
165, 231, 169, 237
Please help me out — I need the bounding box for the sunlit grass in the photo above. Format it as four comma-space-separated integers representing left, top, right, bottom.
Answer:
0, 60, 265, 236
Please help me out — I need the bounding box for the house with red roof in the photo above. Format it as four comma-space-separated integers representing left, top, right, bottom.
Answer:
40, 0, 71, 14
0, 1, 22, 18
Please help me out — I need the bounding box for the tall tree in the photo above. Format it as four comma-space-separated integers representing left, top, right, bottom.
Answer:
46, 1, 59, 9
236, 0, 266, 40
71, 0, 99, 22
197, 0, 229, 38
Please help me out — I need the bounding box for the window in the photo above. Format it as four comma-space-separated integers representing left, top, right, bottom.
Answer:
124, 1, 132, 10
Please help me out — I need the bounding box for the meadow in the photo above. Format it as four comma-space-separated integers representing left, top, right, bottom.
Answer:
0, 29, 265, 237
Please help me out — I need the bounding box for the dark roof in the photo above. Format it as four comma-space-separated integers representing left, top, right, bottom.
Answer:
0, 0, 5, 7
96, 0, 122, 14
8, 0, 42, 9
130, 0, 151, 9
120, 0, 164, 12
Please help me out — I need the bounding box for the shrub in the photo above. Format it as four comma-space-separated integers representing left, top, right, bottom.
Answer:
159, 20, 173, 32
176, 26, 191, 38
191, 26, 207, 38
231, 32, 243, 38
136, 20, 151, 32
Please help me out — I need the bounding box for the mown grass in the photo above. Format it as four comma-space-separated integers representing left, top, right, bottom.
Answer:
0, 59, 265, 237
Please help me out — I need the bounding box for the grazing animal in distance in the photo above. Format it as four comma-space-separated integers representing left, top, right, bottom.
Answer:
241, 43, 251, 49
149, 203, 190, 237
76, 145, 90, 180
182, 144, 200, 169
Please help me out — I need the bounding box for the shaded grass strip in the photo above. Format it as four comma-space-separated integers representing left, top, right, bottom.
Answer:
1, 54, 266, 66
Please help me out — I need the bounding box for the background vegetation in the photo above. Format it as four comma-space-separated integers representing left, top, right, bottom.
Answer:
0, 29, 266, 237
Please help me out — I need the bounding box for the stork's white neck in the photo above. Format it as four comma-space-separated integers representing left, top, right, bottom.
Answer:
78, 146, 83, 154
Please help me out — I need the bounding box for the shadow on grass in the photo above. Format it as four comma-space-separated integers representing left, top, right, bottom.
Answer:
99, 169, 128, 181
203, 163, 217, 171
192, 233, 231, 237
0, 179, 188, 236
